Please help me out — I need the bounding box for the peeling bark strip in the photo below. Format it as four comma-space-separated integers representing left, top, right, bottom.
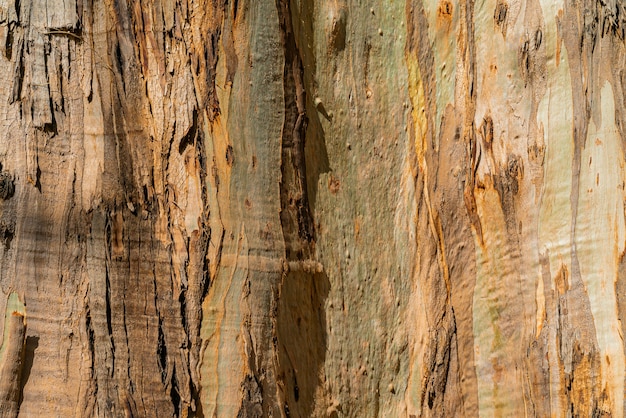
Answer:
0, 0, 228, 414
400, 0, 626, 416
0, 0, 625, 415
0, 311, 26, 417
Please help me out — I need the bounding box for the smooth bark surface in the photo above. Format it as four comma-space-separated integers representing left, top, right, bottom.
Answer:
0, 0, 624, 416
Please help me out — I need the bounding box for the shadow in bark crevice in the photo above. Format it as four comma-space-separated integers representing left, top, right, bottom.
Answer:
277, 269, 329, 417
274, 2, 330, 415
18, 335, 39, 409
277, 0, 330, 250
295, 0, 331, 225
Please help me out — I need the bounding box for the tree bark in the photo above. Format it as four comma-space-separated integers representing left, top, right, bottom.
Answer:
0, 0, 624, 416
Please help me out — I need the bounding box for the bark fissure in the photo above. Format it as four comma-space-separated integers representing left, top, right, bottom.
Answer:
277, 0, 314, 250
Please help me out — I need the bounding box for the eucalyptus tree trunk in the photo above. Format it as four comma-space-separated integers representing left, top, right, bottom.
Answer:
0, 0, 624, 416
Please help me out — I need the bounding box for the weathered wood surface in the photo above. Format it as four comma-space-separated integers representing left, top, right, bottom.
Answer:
0, 0, 624, 416
0, 293, 26, 418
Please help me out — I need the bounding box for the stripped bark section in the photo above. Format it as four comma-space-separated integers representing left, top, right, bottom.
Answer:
0, 310, 26, 417
0, 0, 223, 415
405, 0, 480, 416
405, 0, 626, 415
276, 0, 315, 250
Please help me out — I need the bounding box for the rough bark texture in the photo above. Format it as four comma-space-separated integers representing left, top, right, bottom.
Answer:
0, 0, 625, 416
0, 294, 26, 418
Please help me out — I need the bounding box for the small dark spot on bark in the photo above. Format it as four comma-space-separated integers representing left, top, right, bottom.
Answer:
494, 0, 510, 37
179, 109, 198, 154
212, 160, 220, 187
244, 198, 251, 209
505, 155, 522, 195
328, 6, 347, 52
438, 0, 453, 19
522, 40, 529, 62
260, 223, 273, 242
251, 155, 257, 168
328, 174, 340, 194
42, 113, 58, 136
13, 0, 21, 23
11, 41, 24, 103
157, 320, 167, 383
0, 221, 14, 249
494, 1, 508, 26
142, 184, 151, 208
5, 26, 14, 59
170, 376, 181, 417
535, 28, 543, 49
519, 39, 531, 84
233, 0, 240, 20
19, 335, 39, 409
114, 42, 124, 90
225, 144, 234, 166
0, 172, 15, 200
480, 115, 494, 147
